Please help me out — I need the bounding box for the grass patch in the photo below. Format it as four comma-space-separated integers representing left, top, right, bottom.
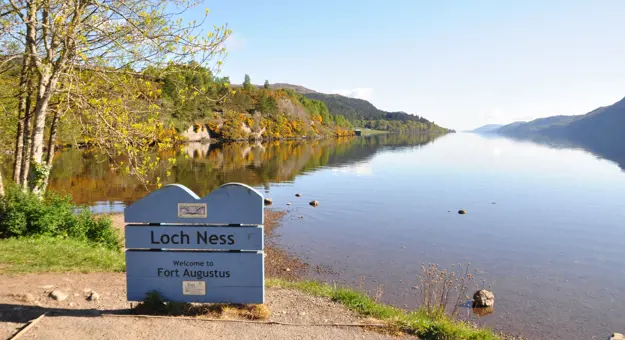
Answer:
0, 237, 125, 274
357, 129, 389, 136
267, 278, 501, 340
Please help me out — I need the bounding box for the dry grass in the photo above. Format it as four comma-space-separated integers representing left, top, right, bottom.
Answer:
416, 263, 491, 319
134, 291, 270, 320
268, 278, 502, 340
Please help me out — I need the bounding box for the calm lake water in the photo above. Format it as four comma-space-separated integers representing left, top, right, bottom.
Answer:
47, 133, 625, 339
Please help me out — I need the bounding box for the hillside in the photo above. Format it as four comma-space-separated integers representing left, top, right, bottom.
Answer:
495, 96, 625, 169
470, 124, 503, 133
496, 115, 581, 136
271, 84, 452, 133
496, 96, 625, 140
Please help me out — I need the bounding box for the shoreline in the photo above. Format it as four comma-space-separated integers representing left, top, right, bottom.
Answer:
0, 208, 505, 339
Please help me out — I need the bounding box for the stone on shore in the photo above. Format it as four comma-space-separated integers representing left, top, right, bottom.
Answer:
472, 290, 494, 307
87, 291, 100, 302
610, 332, 625, 340
12, 293, 35, 303
49, 290, 68, 301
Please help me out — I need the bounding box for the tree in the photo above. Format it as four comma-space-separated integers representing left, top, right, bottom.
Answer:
243, 74, 252, 90
263, 80, 270, 89
0, 168, 4, 196
0, 0, 231, 194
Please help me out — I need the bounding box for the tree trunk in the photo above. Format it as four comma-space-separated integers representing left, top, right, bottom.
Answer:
0, 168, 5, 197
45, 111, 59, 166
28, 67, 59, 194
13, 116, 24, 183
12, 52, 32, 183
42, 111, 59, 192
19, 110, 32, 190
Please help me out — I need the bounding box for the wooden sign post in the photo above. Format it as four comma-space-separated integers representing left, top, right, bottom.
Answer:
124, 183, 264, 304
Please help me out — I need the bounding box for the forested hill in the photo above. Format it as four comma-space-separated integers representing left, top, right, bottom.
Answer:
496, 96, 625, 142
271, 83, 452, 133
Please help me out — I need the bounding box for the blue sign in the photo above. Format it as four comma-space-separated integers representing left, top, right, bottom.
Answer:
126, 251, 264, 303
124, 183, 265, 304
125, 225, 263, 251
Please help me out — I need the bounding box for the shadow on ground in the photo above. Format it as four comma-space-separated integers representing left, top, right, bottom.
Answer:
0, 303, 130, 323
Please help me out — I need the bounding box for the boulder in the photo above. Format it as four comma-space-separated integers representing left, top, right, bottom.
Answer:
49, 290, 68, 301
472, 290, 495, 308
295, 193, 301, 197
182, 124, 210, 142
309, 200, 319, 207
458, 210, 467, 215
264, 198, 273, 206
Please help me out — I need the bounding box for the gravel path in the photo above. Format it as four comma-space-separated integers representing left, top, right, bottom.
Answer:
0, 273, 416, 339
17, 316, 408, 340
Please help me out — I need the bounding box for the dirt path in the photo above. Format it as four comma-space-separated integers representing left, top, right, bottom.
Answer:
0, 273, 415, 339
18, 316, 405, 340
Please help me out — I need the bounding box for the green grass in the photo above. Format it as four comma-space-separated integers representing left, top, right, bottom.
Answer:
267, 278, 502, 340
0, 237, 125, 274
356, 129, 389, 135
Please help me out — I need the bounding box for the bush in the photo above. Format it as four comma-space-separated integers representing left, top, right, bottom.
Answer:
0, 186, 121, 250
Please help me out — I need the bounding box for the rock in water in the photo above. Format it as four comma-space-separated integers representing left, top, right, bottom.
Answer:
472, 306, 494, 317
458, 210, 467, 215
295, 193, 301, 197
264, 198, 273, 206
472, 290, 495, 307
309, 200, 319, 207
49, 290, 68, 301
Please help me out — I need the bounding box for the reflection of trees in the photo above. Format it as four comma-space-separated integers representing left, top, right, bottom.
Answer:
47, 133, 444, 204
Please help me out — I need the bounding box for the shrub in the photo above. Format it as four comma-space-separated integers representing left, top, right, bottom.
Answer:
0, 186, 121, 250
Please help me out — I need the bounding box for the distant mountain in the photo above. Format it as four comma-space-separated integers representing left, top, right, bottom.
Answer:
271, 83, 450, 131
470, 124, 503, 133
496, 115, 581, 136
495, 96, 625, 170
270, 83, 317, 94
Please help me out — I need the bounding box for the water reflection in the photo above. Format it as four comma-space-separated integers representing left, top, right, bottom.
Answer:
47, 133, 444, 206
488, 133, 625, 171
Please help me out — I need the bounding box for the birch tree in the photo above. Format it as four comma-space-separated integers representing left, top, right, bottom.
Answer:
0, 0, 230, 193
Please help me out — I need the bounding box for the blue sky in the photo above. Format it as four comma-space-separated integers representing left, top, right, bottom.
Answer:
189, 0, 625, 130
